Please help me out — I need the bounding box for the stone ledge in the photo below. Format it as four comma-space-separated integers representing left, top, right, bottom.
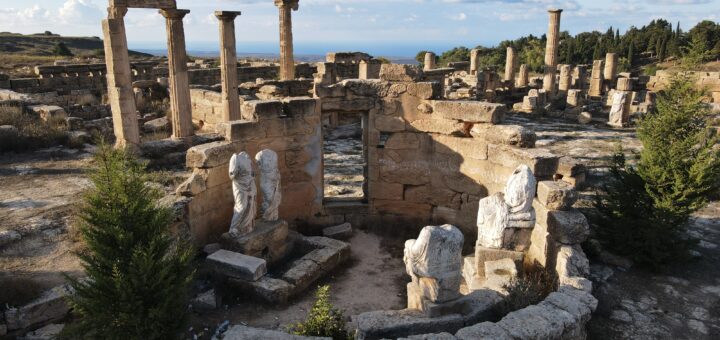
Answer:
430, 101, 506, 124
223, 325, 331, 339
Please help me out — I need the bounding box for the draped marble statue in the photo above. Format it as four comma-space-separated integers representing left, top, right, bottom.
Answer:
476, 165, 536, 249
229, 152, 257, 237
404, 224, 464, 304
255, 149, 282, 221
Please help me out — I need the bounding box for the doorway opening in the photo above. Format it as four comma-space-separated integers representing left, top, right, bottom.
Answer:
322, 111, 368, 201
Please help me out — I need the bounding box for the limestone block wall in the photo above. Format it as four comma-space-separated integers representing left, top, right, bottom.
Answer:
180, 97, 323, 244
186, 64, 317, 86
647, 70, 720, 99
314, 65, 583, 237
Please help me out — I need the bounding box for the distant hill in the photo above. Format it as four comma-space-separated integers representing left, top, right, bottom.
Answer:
0, 31, 152, 58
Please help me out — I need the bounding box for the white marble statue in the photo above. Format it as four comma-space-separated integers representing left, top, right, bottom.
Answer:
255, 149, 282, 221
404, 224, 464, 303
229, 152, 257, 237
476, 165, 536, 249
504, 164, 536, 228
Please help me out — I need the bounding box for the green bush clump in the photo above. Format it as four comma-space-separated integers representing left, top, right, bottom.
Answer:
63, 143, 195, 339
290, 285, 352, 340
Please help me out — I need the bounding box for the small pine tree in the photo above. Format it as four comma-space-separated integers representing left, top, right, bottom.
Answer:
53, 42, 73, 56
596, 74, 720, 269
290, 285, 351, 340
64, 143, 195, 339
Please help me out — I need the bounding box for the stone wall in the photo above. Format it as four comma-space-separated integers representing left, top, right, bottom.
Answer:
180, 97, 322, 244
647, 70, 720, 101
314, 64, 583, 237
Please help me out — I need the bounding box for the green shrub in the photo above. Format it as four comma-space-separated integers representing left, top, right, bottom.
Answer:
63, 143, 195, 340
290, 285, 352, 340
0, 106, 69, 153
53, 42, 73, 57
497, 266, 558, 317
595, 74, 720, 269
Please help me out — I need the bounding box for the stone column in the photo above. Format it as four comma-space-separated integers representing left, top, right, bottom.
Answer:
470, 48, 480, 75
589, 60, 604, 97
558, 64, 572, 94
275, 0, 299, 81
604, 53, 618, 86
424, 52, 436, 71
102, 6, 140, 149
160, 8, 194, 140
215, 11, 242, 122
504, 47, 516, 82
543, 9, 562, 94
517, 64, 529, 88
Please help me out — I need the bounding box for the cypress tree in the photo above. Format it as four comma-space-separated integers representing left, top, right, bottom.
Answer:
627, 43, 634, 68
596, 74, 720, 269
64, 144, 195, 339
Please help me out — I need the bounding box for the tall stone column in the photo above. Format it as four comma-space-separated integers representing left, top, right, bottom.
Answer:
424, 52, 436, 71
543, 9, 562, 94
504, 47, 516, 82
275, 0, 299, 81
517, 64, 529, 87
589, 59, 604, 97
103, 6, 140, 149
470, 48, 480, 75
215, 11, 242, 122
160, 8, 194, 140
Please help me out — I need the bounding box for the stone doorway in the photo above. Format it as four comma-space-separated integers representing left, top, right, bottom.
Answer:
322, 111, 368, 200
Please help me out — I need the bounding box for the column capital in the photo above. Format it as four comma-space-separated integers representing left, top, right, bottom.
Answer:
274, 0, 299, 11
215, 11, 242, 21
107, 6, 128, 19
159, 8, 190, 20
548, 8, 563, 14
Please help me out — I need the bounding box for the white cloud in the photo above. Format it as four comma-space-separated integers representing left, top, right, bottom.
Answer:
450, 12, 467, 21
58, 0, 103, 24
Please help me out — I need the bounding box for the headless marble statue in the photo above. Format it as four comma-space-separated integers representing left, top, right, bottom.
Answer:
229, 152, 257, 237
476, 165, 536, 249
404, 224, 464, 303
255, 149, 281, 221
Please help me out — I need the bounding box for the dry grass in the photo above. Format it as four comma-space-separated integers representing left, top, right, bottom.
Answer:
495, 265, 558, 318
0, 106, 69, 152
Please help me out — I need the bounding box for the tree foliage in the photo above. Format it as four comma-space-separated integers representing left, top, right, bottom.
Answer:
63, 144, 195, 339
53, 42, 73, 56
422, 19, 720, 72
595, 74, 720, 269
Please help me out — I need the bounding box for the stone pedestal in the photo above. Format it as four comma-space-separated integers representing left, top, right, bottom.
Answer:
221, 219, 292, 266
543, 9, 562, 94
616, 77, 633, 91
424, 52, 436, 71
160, 8, 194, 140
504, 47, 516, 83
102, 7, 140, 149
215, 11, 242, 122
275, 0, 299, 81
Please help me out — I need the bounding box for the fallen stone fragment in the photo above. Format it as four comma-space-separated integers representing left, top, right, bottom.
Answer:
206, 250, 267, 282
322, 222, 353, 240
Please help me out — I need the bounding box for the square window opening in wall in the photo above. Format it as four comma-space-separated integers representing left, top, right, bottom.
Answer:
322, 111, 368, 201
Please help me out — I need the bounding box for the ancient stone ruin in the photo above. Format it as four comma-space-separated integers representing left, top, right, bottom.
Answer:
3, 1, 720, 339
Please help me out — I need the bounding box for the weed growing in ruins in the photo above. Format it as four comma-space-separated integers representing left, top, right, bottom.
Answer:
496, 266, 558, 317
0, 106, 69, 153
595, 74, 720, 269
290, 285, 353, 340
62, 143, 195, 340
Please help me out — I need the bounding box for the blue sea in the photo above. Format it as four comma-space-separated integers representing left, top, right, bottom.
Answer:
130, 40, 479, 64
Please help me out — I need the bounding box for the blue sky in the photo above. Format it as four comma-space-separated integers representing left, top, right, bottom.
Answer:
0, 0, 718, 56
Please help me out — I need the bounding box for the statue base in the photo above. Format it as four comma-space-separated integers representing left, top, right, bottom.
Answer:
221, 219, 292, 266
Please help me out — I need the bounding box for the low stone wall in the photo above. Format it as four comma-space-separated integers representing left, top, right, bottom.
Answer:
187, 64, 317, 86
180, 97, 323, 244
647, 70, 720, 99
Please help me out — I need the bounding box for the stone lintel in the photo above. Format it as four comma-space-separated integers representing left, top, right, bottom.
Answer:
110, 0, 177, 9
159, 8, 190, 20
215, 11, 242, 20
